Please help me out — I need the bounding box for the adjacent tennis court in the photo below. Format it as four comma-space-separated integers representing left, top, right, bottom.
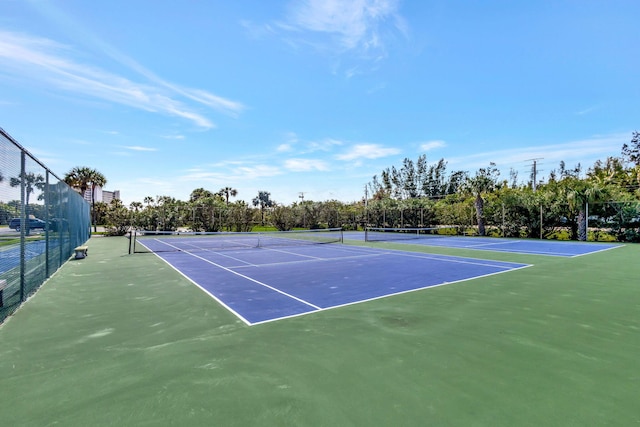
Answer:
136, 232, 530, 325
0, 239, 51, 275
346, 228, 622, 257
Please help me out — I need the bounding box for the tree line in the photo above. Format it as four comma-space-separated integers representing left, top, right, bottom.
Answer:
67, 131, 640, 242
93, 190, 365, 236
365, 131, 640, 241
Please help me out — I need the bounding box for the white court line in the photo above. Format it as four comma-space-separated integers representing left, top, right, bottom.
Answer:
182, 238, 255, 251
193, 242, 386, 268
140, 244, 254, 326
198, 241, 527, 270
570, 244, 624, 258
144, 239, 532, 326
152, 240, 322, 311
383, 250, 530, 269
329, 244, 530, 268
220, 242, 393, 268
155, 260, 254, 326
369, 236, 624, 257
141, 239, 259, 266
147, 236, 256, 251
259, 246, 325, 260
454, 245, 621, 257
249, 263, 533, 326
230, 252, 387, 269
465, 240, 523, 248
200, 250, 258, 267
255, 243, 390, 260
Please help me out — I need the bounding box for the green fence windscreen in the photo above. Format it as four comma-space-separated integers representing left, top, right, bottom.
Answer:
0, 127, 90, 324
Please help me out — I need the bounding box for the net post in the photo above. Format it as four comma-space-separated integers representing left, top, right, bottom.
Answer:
132, 230, 138, 254
128, 230, 132, 254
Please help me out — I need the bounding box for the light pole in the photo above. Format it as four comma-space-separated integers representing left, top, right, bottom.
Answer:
299, 192, 305, 228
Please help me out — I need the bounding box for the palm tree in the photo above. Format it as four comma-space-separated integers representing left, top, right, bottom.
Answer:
252, 191, 273, 225
462, 163, 500, 236
88, 170, 106, 232
218, 187, 238, 205
10, 172, 46, 207
64, 166, 107, 232
190, 188, 215, 202
10, 172, 46, 234
64, 166, 93, 197
565, 178, 608, 241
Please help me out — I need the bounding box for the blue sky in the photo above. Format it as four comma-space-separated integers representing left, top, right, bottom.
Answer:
1, 0, 638, 206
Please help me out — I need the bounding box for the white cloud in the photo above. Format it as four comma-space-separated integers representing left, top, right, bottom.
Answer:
203, 160, 248, 169
419, 140, 446, 151
277, 143, 293, 152
235, 165, 283, 178
336, 143, 400, 161
575, 106, 599, 116
125, 146, 157, 152
286, 0, 405, 54
179, 170, 228, 182
181, 164, 283, 183
446, 133, 629, 174
284, 158, 330, 171
275, 0, 408, 77
110, 150, 133, 157
276, 136, 342, 154
306, 138, 343, 152
0, 30, 243, 128
240, 19, 279, 40
276, 131, 301, 152
179, 88, 244, 117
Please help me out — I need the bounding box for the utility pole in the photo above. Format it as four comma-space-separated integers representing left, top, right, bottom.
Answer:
299, 192, 305, 228
526, 158, 544, 239
364, 185, 369, 229
363, 185, 368, 208
526, 158, 544, 192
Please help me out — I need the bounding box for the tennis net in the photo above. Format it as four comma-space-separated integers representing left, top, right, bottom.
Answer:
129, 228, 344, 254
364, 226, 455, 242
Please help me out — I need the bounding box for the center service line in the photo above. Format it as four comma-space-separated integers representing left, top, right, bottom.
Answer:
161, 242, 322, 310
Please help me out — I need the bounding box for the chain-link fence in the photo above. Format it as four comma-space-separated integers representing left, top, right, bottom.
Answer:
362, 201, 640, 242
166, 202, 638, 241
0, 128, 90, 324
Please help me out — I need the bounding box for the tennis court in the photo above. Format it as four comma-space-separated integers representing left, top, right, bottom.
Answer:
136, 232, 530, 325
346, 229, 622, 257
2, 235, 640, 426
1, 239, 51, 275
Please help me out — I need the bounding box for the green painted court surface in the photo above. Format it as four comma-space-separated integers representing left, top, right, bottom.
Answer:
0, 237, 639, 426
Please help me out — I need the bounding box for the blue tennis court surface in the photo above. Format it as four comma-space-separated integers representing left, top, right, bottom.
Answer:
1, 240, 49, 275
149, 243, 530, 325
345, 232, 621, 257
